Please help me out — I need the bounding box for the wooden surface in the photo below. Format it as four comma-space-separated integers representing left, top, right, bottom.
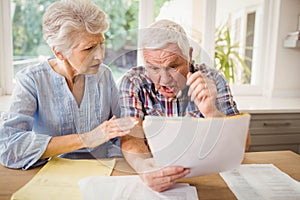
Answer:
0, 151, 299, 200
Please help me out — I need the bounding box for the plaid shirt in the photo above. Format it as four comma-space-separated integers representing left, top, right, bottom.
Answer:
118, 64, 239, 119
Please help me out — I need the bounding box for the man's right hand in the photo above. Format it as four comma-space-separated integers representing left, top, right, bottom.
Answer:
136, 158, 190, 192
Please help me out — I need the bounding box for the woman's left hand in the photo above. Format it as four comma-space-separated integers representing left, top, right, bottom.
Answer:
80, 116, 138, 148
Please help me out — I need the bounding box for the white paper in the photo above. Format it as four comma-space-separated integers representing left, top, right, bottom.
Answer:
78, 175, 198, 200
143, 114, 250, 177
220, 164, 300, 200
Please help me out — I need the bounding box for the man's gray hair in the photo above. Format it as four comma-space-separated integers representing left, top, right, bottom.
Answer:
139, 19, 190, 60
42, 0, 108, 57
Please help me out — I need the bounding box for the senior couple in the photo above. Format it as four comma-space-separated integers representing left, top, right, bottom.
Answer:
0, 0, 250, 192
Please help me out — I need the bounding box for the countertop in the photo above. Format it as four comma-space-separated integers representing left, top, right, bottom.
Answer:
235, 96, 300, 114
1, 95, 300, 114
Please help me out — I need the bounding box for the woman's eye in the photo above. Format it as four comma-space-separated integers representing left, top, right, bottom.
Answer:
85, 46, 94, 51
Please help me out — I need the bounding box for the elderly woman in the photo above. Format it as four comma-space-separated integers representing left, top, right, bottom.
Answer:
0, 0, 135, 169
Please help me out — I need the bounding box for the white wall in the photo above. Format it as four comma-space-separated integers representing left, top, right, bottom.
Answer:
272, 0, 300, 97
216, 0, 263, 26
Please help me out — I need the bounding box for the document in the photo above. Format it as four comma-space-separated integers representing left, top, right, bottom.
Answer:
220, 164, 300, 200
11, 157, 115, 200
143, 114, 250, 177
78, 175, 198, 200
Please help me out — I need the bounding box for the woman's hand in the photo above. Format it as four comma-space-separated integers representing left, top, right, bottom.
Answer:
80, 116, 138, 148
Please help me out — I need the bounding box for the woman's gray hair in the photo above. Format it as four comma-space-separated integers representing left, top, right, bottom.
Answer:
43, 0, 108, 57
139, 19, 190, 60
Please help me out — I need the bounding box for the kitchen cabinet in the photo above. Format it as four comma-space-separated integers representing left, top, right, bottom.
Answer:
248, 113, 300, 154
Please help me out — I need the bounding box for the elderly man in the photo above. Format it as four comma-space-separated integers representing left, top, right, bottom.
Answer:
118, 19, 250, 192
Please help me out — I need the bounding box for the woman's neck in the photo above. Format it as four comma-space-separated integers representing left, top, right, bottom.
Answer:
49, 59, 79, 90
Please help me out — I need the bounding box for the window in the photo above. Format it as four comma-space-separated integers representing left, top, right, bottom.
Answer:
0, 0, 282, 97
9, 0, 140, 82
215, 0, 264, 92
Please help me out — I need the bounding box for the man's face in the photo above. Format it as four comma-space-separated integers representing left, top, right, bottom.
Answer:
66, 32, 105, 75
143, 43, 189, 99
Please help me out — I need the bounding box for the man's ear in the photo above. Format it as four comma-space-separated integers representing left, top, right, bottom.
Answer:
52, 47, 66, 61
189, 47, 193, 63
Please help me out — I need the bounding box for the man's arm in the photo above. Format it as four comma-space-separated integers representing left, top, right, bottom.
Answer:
187, 67, 250, 151
121, 118, 190, 192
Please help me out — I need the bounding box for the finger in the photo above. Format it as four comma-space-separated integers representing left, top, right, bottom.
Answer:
106, 130, 130, 140
187, 72, 192, 79
157, 169, 188, 184
106, 119, 137, 131
190, 83, 206, 101
188, 77, 203, 96
157, 166, 185, 178
186, 71, 204, 85
109, 116, 116, 121
148, 168, 190, 191
197, 88, 209, 100
114, 117, 138, 130
152, 181, 176, 192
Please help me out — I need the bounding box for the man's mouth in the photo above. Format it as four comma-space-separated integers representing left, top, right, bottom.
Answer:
161, 86, 175, 93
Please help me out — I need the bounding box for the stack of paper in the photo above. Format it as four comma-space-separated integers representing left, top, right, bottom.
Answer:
78, 175, 198, 200
143, 114, 250, 177
220, 164, 300, 200
11, 157, 116, 200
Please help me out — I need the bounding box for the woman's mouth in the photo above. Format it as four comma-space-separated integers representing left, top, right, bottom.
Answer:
90, 63, 100, 68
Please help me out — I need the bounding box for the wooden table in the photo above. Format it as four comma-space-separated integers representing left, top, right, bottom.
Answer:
0, 151, 299, 200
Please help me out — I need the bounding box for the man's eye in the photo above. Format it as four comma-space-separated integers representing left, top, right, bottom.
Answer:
168, 65, 178, 70
149, 66, 159, 71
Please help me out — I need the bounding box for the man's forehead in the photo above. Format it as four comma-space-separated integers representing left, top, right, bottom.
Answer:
143, 43, 182, 55
143, 43, 186, 64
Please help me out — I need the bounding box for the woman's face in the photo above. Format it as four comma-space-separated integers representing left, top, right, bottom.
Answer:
66, 32, 105, 75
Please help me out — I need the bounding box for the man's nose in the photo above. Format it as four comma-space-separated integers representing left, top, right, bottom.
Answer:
159, 68, 172, 83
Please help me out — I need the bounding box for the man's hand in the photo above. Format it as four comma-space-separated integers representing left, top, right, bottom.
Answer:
186, 71, 224, 117
136, 158, 190, 192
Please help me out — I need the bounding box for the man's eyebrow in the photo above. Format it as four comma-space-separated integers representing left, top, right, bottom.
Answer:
145, 62, 157, 66
166, 59, 182, 66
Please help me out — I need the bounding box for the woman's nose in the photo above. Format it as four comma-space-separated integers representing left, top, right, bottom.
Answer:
93, 44, 105, 60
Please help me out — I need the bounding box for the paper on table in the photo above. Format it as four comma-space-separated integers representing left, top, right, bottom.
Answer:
78, 175, 198, 200
11, 157, 115, 200
143, 114, 250, 177
220, 164, 300, 200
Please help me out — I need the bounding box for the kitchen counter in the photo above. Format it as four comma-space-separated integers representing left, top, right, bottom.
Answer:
1, 95, 300, 114
235, 96, 300, 114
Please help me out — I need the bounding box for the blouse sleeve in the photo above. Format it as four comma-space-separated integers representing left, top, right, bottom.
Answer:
107, 69, 123, 158
0, 73, 51, 169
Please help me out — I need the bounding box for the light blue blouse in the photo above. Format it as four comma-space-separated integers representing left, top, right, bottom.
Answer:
0, 60, 122, 169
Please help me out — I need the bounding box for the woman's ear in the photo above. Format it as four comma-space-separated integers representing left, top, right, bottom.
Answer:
52, 47, 66, 61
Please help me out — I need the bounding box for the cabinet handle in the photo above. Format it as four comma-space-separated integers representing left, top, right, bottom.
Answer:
263, 122, 291, 127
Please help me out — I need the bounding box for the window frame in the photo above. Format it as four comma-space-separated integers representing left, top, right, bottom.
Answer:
0, 0, 281, 97
0, 0, 14, 96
